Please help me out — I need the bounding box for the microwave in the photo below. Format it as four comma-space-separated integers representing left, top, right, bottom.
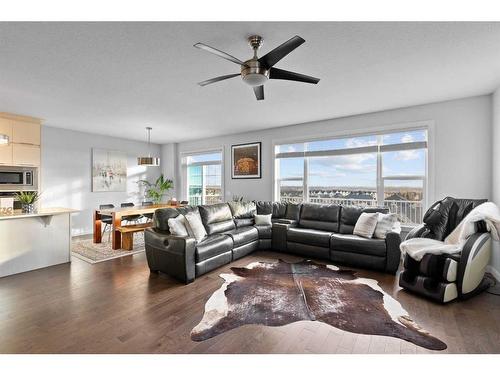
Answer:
0, 167, 37, 190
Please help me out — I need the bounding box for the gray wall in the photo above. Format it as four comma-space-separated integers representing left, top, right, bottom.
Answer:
491, 89, 500, 279
172, 95, 492, 205
160, 142, 178, 199
41, 126, 162, 236
168, 94, 496, 275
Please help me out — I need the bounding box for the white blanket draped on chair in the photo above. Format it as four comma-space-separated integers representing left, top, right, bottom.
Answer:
401, 202, 500, 261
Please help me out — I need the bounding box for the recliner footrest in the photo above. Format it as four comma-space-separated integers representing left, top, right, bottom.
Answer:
399, 269, 458, 303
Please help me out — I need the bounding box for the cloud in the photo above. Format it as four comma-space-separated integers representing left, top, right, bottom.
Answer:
401, 133, 414, 143
394, 149, 420, 161
310, 153, 376, 174
310, 170, 347, 178
344, 137, 377, 148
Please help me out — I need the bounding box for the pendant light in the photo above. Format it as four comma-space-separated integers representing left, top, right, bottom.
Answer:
0, 134, 9, 145
137, 127, 160, 166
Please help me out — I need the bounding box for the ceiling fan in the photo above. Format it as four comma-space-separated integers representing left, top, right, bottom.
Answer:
194, 35, 320, 101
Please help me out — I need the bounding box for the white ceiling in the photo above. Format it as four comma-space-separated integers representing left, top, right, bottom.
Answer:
1, 22, 500, 144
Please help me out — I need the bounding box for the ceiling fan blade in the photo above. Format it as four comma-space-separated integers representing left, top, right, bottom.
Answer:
194, 43, 246, 66
269, 67, 320, 84
258, 35, 305, 68
253, 85, 264, 101
197, 73, 240, 87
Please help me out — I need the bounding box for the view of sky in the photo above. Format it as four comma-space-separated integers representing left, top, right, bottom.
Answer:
185, 130, 427, 191
277, 130, 426, 188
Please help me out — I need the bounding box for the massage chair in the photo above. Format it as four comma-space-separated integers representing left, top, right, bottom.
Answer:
399, 197, 492, 303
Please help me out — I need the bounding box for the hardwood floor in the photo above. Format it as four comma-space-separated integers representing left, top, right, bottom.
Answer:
0, 250, 499, 354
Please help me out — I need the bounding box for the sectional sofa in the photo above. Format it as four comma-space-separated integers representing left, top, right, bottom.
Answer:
144, 201, 402, 283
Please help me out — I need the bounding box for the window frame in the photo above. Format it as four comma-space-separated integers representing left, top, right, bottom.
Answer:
180, 147, 224, 205
272, 121, 434, 226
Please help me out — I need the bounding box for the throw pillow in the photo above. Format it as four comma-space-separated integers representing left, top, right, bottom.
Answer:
254, 213, 272, 226
167, 215, 189, 237
374, 213, 398, 239
184, 211, 207, 242
353, 212, 379, 238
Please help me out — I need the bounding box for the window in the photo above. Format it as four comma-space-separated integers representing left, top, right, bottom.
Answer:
182, 150, 223, 205
274, 128, 428, 224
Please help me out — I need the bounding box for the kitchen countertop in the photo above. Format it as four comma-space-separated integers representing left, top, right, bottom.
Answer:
0, 207, 78, 220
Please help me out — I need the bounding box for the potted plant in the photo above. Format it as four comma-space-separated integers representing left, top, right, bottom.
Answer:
15, 191, 40, 213
137, 174, 173, 204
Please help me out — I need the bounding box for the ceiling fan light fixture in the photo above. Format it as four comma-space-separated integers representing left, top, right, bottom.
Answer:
195, 34, 319, 100
137, 127, 160, 166
242, 73, 268, 87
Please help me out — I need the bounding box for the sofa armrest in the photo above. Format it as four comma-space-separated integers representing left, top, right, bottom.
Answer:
144, 228, 197, 283
457, 232, 492, 298
405, 224, 427, 240
271, 221, 297, 251
272, 218, 298, 226
385, 231, 402, 274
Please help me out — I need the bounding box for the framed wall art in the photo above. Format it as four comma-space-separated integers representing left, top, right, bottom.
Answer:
92, 148, 127, 192
231, 142, 261, 179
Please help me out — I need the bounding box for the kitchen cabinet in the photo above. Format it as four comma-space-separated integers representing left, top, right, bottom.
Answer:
0, 144, 13, 165
0, 113, 42, 166
12, 120, 40, 145
12, 144, 40, 166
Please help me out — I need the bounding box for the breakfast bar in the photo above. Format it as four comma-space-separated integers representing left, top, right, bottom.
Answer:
0, 207, 77, 277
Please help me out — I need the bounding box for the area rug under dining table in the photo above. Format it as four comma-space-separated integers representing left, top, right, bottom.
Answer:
71, 236, 145, 264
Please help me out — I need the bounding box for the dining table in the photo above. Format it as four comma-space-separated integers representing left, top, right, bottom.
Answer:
93, 203, 183, 250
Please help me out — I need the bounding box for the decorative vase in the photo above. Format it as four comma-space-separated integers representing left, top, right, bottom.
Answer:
22, 203, 35, 213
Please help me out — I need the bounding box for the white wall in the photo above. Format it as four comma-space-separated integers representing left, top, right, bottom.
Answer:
41, 126, 162, 236
491, 89, 500, 279
160, 143, 178, 198
172, 95, 492, 205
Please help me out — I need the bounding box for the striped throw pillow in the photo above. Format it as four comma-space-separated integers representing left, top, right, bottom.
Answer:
353, 212, 379, 238
374, 213, 398, 239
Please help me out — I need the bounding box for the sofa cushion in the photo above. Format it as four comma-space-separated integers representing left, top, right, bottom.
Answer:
285, 203, 301, 221
254, 224, 272, 239
254, 214, 272, 225
299, 203, 341, 232
287, 227, 333, 247
184, 210, 208, 242
330, 233, 386, 257
234, 218, 254, 227
255, 201, 287, 218
167, 215, 189, 237
199, 203, 236, 235
353, 212, 379, 239
196, 234, 233, 263
374, 213, 398, 239
153, 207, 181, 233
223, 226, 259, 247
228, 201, 256, 219
272, 218, 297, 225
339, 206, 389, 234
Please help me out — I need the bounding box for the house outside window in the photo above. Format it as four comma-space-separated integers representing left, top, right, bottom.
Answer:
274, 128, 428, 225
182, 150, 223, 205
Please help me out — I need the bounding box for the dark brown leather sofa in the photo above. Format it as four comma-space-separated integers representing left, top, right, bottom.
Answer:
144, 201, 401, 283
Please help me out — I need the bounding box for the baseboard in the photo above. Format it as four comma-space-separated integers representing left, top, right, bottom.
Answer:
486, 265, 500, 281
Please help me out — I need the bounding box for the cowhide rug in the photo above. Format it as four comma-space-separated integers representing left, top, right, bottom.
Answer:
191, 259, 447, 350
